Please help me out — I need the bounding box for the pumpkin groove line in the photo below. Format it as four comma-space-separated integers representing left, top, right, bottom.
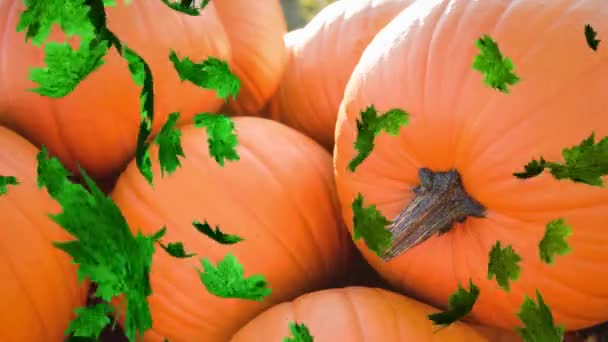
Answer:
0, 234, 51, 341
0, 0, 19, 114
342, 288, 367, 341
279, 131, 342, 277
374, 287, 403, 340
236, 138, 321, 280
8, 196, 80, 307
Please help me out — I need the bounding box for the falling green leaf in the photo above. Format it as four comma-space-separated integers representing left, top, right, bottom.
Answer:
539, 218, 572, 265
585, 24, 600, 51
37, 146, 160, 341
197, 253, 271, 301
170, 50, 240, 100
284, 322, 314, 342
159, 0, 210, 15
193, 113, 240, 166
159, 241, 196, 258
28, 39, 109, 98
65, 303, 114, 339
487, 241, 522, 291
516, 290, 564, 342
193, 220, 243, 244
348, 105, 409, 172
514, 133, 608, 186
351, 193, 392, 257
0, 176, 19, 195
428, 279, 479, 326
154, 112, 185, 177
472, 34, 520, 93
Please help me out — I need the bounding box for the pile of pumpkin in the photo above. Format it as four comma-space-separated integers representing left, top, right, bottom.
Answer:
1, 0, 607, 341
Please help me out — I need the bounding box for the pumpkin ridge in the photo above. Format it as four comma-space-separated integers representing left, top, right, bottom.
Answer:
0, 0, 19, 113
0, 237, 51, 340
235, 138, 321, 280
341, 288, 368, 341
8, 196, 81, 306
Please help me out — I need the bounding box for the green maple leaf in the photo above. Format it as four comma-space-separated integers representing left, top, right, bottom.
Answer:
0, 176, 19, 195
17, 0, 97, 45
193, 113, 240, 166
487, 241, 522, 291
351, 193, 392, 257
539, 218, 572, 265
348, 105, 409, 172
472, 34, 520, 93
159, 0, 210, 15
28, 39, 109, 98
193, 220, 243, 244
585, 24, 601, 51
516, 290, 564, 342
169, 50, 240, 100
154, 112, 185, 177
65, 303, 114, 339
37, 146, 161, 341
428, 279, 479, 326
197, 253, 271, 301
514, 133, 608, 187
284, 322, 314, 342
121, 46, 155, 185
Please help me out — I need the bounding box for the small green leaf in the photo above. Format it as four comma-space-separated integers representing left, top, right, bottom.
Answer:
159, 0, 210, 15
65, 303, 114, 339
351, 193, 392, 258
16, 0, 97, 45
516, 290, 564, 342
585, 24, 601, 51
197, 253, 271, 301
472, 34, 520, 93
193, 220, 243, 244
169, 51, 240, 100
28, 39, 109, 98
36, 147, 157, 341
539, 218, 572, 265
122, 46, 155, 185
0, 176, 19, 195
159, 241, 195, 258
487, 241, 522, 291
428, 279, 479, 326
284, 322, 314, 342
348, 105, 409, 172
193, 113, 240, 166
154, 112, 185, 177
514, 133, 608, 187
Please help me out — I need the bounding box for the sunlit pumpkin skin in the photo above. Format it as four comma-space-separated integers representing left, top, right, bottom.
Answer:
334, 0, 608, 331
231, 287, 520, 342
214, 0, 287, 116
0, 127, 87, 341
265, 0, 416, 150
111, 117, 351, 341
0, 0, 231, 180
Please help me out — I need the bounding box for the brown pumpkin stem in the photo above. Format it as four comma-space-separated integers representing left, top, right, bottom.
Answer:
381, 168, 485, 261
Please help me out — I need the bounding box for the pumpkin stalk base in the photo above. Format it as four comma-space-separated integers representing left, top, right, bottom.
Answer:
381, 168, 485, 261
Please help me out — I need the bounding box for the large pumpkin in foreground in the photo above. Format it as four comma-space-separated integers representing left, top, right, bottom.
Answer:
231, 287, 520, 342
0, 1, 230, 179
214, 0, 287, 116
334, 0, 608, 331
265, 0, 415, 150
0, 127, 87, 341
111, 117, 351, 340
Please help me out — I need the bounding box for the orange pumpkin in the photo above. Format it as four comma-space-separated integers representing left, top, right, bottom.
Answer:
0, 1, 231, 180
334, 0, 608, 331
0, 126, 87, 341
111, 117, 351, 340
265, 0, 416, 150
231, 287, 520, 342
214, 0, 288, 116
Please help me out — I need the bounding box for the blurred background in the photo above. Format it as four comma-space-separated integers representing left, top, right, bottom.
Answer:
280, 0, 336, 29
